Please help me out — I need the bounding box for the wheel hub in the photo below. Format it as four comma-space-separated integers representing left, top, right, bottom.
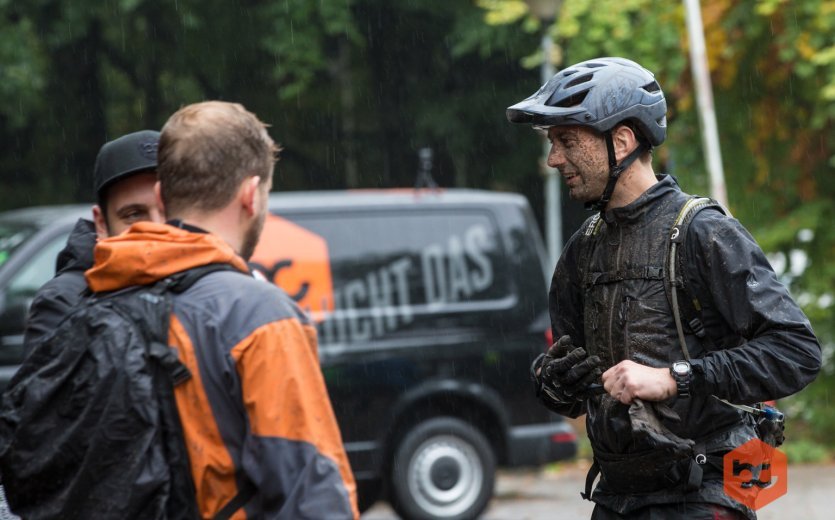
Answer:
430, 456, 461, 491
408, 434, 484, 517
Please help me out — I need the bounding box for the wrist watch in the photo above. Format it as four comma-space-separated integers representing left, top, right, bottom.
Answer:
670, 360, 692, 398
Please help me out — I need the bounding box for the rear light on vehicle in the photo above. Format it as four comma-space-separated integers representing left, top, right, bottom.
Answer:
551, 432, 577, 444
544, 328, 553, 351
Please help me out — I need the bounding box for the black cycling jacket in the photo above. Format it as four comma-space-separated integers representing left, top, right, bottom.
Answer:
22, 218, 95, 351
544, 175, 821, 516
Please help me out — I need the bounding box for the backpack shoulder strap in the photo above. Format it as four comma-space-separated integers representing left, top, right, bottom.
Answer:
142, 263, 245, 385
214, 479, 257, 520
582, 213, 604, 237
577, 213, 604, 287
665, 197, 730, 360
666, 201, 786, 421
162, 262, 245, 295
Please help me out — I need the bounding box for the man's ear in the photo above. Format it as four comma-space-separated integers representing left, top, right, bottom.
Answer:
240, 176, 261, 217
153, 181, 165, 215
92, 205, 109, 240
612, 125, 638, 162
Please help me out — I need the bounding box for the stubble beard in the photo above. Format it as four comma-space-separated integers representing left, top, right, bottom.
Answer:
566, 175, 595, 203
240, 209, 266, 261
566, 167, 609, 204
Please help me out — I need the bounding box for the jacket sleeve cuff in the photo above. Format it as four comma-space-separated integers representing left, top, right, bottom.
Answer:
689, 358, 711, 396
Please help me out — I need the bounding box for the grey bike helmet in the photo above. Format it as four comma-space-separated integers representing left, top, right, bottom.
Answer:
507, 57, 667, 210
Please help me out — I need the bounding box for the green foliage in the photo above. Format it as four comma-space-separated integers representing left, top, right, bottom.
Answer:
0, 0, 551, 212
477, 0, 528, 26
0, 16, 46, 128
782, 437, 831, 464
785, 374, 835, 448
261, 0, 363, 100
701, 1, 835, 447
0, 2, 832, 357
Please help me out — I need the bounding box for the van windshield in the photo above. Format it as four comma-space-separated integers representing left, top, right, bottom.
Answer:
0, 222, 37, 267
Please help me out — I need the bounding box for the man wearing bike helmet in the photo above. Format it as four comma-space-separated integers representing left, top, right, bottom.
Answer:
509, 57, 820, 519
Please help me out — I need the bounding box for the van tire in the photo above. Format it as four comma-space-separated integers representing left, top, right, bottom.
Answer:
390, 417, 495, 520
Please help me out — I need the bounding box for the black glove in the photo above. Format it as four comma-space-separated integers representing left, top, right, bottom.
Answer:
542, 336, 602, 399
530, 335, 570, 392
532, 335, 602, 402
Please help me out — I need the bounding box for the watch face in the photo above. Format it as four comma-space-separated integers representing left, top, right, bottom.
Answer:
673, 362, 690, 375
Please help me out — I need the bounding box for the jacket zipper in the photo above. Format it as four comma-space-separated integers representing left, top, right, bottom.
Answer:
607, 224, 623, 363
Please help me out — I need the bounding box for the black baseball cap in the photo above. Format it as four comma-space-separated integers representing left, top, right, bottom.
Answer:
93, 130, 160, 199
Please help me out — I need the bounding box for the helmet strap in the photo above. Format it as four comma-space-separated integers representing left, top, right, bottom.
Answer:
586, 130, 647, 212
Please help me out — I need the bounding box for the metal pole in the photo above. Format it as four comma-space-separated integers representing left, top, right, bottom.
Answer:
541, 32, 562, 266
683, 0, 728, 207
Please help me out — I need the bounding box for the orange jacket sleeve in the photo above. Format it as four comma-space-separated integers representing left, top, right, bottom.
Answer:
230, 319, 359, 519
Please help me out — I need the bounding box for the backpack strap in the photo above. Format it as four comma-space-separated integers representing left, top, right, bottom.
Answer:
665, 197, 729, 360
161, 263, 244, 295
583, 213, 603, 237
580, 459, 600, 501
577, 213, 605, 289
214, 479, 257, 520
665, 199, 789, 442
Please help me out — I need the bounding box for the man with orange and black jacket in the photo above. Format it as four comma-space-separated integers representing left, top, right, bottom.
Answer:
86, 101, 358, 519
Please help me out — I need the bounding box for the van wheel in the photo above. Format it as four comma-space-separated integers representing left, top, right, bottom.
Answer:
390, 417, 495, 520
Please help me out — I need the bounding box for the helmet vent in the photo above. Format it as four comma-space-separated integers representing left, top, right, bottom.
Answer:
642, 81, 661, 93
551, 90, 589, 108
565, 73, 593, 89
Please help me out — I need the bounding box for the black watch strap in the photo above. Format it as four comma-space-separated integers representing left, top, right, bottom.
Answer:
670, 360, 691, 398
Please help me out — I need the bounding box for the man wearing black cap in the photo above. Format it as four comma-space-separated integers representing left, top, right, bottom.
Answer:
22, 130, 164, 349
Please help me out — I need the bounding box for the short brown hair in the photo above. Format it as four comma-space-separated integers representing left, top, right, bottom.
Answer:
158, 101, 279, 216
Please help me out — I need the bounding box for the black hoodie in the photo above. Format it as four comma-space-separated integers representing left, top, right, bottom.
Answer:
22, 218, 96, 351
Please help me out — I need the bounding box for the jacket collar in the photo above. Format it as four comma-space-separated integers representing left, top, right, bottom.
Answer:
85, 221, 249, 293
56, 218, 97, 275
601, 174, 680, 225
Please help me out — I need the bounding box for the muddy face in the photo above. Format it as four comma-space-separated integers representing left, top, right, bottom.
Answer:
546, 126, 609, 203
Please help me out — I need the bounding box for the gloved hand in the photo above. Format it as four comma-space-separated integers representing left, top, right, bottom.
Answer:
541, 335, 602, 399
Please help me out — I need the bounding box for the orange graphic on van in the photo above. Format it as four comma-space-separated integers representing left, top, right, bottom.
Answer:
250, 214, 334, 321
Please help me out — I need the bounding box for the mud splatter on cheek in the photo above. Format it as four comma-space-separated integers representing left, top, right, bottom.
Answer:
571, 137, 608, 192
574, 133, 607, 169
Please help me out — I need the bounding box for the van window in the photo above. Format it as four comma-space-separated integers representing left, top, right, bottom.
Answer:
278, 210, 511, 346
0, 232, 69, 349
7, 233, 69, 299
0, 223, 37, 268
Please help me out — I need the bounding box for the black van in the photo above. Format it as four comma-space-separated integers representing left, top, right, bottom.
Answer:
0, 189, 576, 519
